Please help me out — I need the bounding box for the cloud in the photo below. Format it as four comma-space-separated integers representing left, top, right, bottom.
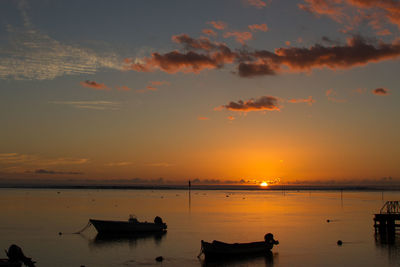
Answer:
372, 87, 390, 95
149, 81, 170, 86
217, 96, 280, 112
0, 1, 121, 80
248, 24, 269, 32
202, 29, 217, 37
128, 34, 400, 78
326, 88, 337, 97
33, 169, 83, 175
237, 35, 400, 77
105, 162, 133, 167
223, 31, 253, 44
0, 153, 88, 172
116, 86, 131, 91
145, 162, 174, 167
50, 101, 120, 110
126, 36, 236, 74
298, 0, 400, 35
227, 116, 235, 120
353, 88, 367, 94
198, 116, 209, 120
172, 34, 217, 51
136, 81, 170, 93
245, 0, 268, 9
207, 21, 228, 30
325, 89, 347, 103
0, 153, 33, 164
80, 80, 110, 90
237, 60, 277, 77
287, 96, 316, 106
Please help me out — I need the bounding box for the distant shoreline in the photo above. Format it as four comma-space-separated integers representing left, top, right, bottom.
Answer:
0, 184, 399, 191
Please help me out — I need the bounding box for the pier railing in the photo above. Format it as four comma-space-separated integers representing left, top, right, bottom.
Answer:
374, 201, 400, 235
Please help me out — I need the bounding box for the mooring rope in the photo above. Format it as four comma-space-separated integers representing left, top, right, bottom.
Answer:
72, 221, 92, 234
197, 245, 203, 258
59, 221, 92, 235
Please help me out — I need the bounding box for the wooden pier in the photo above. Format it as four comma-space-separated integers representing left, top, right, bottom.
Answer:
374, 201, 400, 235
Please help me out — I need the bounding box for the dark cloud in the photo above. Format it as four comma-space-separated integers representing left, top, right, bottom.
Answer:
239, 35, 400, 77
80, 80, 109, 90
207, 21, 227, 30
128, 34, 400, 77
127, 37, 236, 74
172, 34, 217, 51
217, 96, 280, 112
34, 169, 83, 175
238, 61, 276, 77
372, 87, 390, 95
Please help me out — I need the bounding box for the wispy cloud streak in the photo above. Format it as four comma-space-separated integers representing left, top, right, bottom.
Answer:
50, 101, 121, 110
0, 1, 121, 80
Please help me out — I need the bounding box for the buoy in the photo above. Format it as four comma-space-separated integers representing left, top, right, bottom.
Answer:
155, 256, 164, 262
337, 240, 343, 246
58, 232, 62, 235
327, 219, 330, 223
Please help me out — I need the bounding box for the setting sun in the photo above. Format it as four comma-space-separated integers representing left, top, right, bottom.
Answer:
260, 182, 268, 187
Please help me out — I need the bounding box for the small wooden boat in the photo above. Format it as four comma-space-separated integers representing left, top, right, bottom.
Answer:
89, 216, 167, 234
0, 259, 22, 267
200, 233, 278, 259
1, 245, 35, 267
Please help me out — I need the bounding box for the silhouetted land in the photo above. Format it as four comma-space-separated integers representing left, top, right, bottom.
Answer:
0, 184, 399, 191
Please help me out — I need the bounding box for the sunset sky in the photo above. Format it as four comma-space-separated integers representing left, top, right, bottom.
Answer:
0, 0, 399, 185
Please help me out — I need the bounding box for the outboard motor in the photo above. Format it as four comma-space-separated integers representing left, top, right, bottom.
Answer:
264, 233, 279, 245
6, 244, 36, 267
154, 216, 163, 224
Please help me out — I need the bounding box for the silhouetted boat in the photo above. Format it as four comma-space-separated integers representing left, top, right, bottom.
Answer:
200, 233, 278, 259
89, 216, 167, 234
1, 245, 35, 267
0, 260, 21, 267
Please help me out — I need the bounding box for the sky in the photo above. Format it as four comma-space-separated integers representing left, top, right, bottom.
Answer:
0, 0, 399, 185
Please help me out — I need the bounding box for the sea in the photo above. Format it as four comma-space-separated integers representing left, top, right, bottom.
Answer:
0, 188, 399, 266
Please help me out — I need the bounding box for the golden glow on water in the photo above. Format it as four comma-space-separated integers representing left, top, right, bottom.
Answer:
0, 189, 399, 266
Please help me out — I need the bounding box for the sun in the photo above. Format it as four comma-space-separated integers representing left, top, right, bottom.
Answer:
260, 182, 268, 187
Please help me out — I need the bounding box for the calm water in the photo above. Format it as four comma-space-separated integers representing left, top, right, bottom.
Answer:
0, 188, 399, 266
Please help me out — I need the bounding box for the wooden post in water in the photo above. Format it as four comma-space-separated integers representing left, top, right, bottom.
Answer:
188, 180, 191, 212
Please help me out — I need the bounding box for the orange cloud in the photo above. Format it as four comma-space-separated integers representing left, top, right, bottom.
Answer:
227, 116, 235, 120
80, 80, 109, 90
223, 31, 253, 44
202, 29, 217, 37
198, 116, 209, 120
172, 34, 217, 51
245, 0, 268, 9
372, 87, 390, 95
237, 36, 400, 77
127, 34, 400, 78
299, 0, 400, 35
217, 96, 280, 112
207, 21, 227, 30
326, 89, 347, 103
127, 36, 236, 74
116, 85, 131, 91
326, 88, 337, 97
136, 81, 170, 93
353, 88, 366, 94
248, 24, 268, 32
287, 96, 316, 106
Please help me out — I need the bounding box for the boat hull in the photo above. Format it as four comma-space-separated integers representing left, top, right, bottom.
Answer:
89, 219, 167, 234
